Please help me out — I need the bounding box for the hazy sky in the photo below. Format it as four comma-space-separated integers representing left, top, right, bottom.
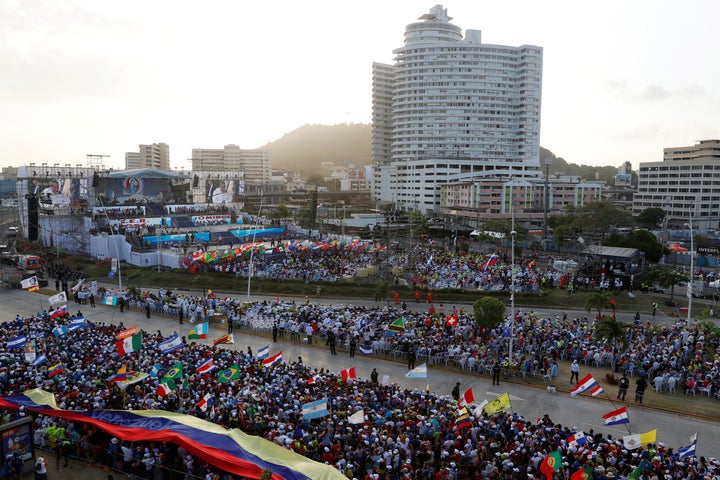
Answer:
2, 0, 718, 171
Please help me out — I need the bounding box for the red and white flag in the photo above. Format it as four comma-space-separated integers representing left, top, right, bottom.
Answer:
263, 351, 282, 367
458, 387, 475, 407
340, 367, 357, 382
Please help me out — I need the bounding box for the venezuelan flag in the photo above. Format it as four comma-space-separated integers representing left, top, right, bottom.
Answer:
0, 389, 345, 480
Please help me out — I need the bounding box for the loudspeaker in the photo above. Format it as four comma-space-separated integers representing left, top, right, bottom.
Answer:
193, 175, 199, 187
27, 195, 39, 241
92, 172, 100, 187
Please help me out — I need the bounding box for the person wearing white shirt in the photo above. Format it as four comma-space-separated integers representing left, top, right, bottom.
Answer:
42, 180, 71, 207
212, 183, 232, 203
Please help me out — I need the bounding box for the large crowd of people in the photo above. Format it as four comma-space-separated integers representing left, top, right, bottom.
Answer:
2, 283, 719, 480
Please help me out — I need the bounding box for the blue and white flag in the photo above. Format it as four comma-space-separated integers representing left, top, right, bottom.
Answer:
68, 317, 86, 332
301, 398, 329, 420
32, 354, 48, 367
678, 433, 697, 458
7, 335, 27, 349
198, 392, 214, 412
568, 431, 588, 447
149, 364, 161, 377
405, 363, 428, 378
159, 332, 184, 354
257, 345, 269, 360
359, 344, 373, 355
52, 326, 69, 337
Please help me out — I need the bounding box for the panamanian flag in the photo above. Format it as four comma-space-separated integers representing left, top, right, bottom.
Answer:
198, 392, 214, 412
568, 431, 588, 447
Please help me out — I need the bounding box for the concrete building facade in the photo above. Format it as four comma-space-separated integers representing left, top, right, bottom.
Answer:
191, 145, 271, 186
372, 5, 543, 213
125, 143, 170, 170
441, 177, 603, 229
633, 139, 720, 231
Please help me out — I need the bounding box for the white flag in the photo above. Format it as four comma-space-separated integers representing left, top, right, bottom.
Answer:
48, 291, 68, 305
348, 409, 364, 425
20, 276, 38, 289
71, 279, 85, 293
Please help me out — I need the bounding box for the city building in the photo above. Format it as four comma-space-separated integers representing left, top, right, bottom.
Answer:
633, 139, 720, 231
441, 177, 603, 229
125, 143, 170, 170
372, 5, 543, 213
191, 145, 271, 186
329, 165, 373, 192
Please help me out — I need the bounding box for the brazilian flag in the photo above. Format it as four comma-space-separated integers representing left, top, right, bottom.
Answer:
162, 362, 183, 382
218, 363, 240, 383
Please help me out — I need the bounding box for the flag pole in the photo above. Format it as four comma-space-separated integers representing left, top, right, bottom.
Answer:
601, 392, 633, 435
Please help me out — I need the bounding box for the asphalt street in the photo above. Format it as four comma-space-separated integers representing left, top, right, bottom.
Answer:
1, 286, 719, 457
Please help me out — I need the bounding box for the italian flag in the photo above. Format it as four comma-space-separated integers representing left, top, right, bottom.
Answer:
115, 333, 143, 356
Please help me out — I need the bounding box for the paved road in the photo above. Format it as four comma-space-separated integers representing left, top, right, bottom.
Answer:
2, 286, 719, 457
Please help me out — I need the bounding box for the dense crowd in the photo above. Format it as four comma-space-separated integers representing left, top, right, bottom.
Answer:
0, 304, 720, 480
3, 287, 718, 479
112, 285, 720, 403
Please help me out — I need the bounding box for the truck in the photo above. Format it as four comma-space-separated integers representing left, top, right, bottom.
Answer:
17, 255, 42, 272
0, 254, 48, 288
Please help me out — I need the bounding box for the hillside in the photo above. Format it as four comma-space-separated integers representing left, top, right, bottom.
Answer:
260, 123, 371, 173
263, 124, 624, 184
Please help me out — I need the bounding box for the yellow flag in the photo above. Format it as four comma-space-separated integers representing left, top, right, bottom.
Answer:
483, 392, 512, 415
640, 429, 657, 445
622, 429, 657, 450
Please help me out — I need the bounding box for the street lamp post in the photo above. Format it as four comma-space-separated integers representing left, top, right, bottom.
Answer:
247, 189, 263, 300
543, 158, 553, 242
686, 214, 694, 325
509, 183, 516, 367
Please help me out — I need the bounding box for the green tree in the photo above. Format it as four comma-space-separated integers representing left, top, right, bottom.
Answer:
585, 291, 615, 319
636, 207, 665, 229
375, 281, 391, 303
645, 264, 688, 304
593, 316, 630, 375
473, 296, 507, 331
269, 204, 290, 223
605, 229, 664, 262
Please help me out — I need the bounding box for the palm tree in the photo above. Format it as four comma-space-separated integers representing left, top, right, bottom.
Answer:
584, 291, 614, 319
594, 316, 630, 377
645, 264, 688, 304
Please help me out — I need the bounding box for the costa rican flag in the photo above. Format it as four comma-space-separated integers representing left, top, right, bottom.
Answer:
196, 358, 215, 374
570, 374, 599, 397
263, 351, 282, 367
308, 375, 321, 384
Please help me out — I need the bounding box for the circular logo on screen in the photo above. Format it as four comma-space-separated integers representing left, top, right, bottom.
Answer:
123, 177, 143, 195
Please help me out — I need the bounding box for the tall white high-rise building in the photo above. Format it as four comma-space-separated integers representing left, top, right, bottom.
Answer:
372, 5, 543, 213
